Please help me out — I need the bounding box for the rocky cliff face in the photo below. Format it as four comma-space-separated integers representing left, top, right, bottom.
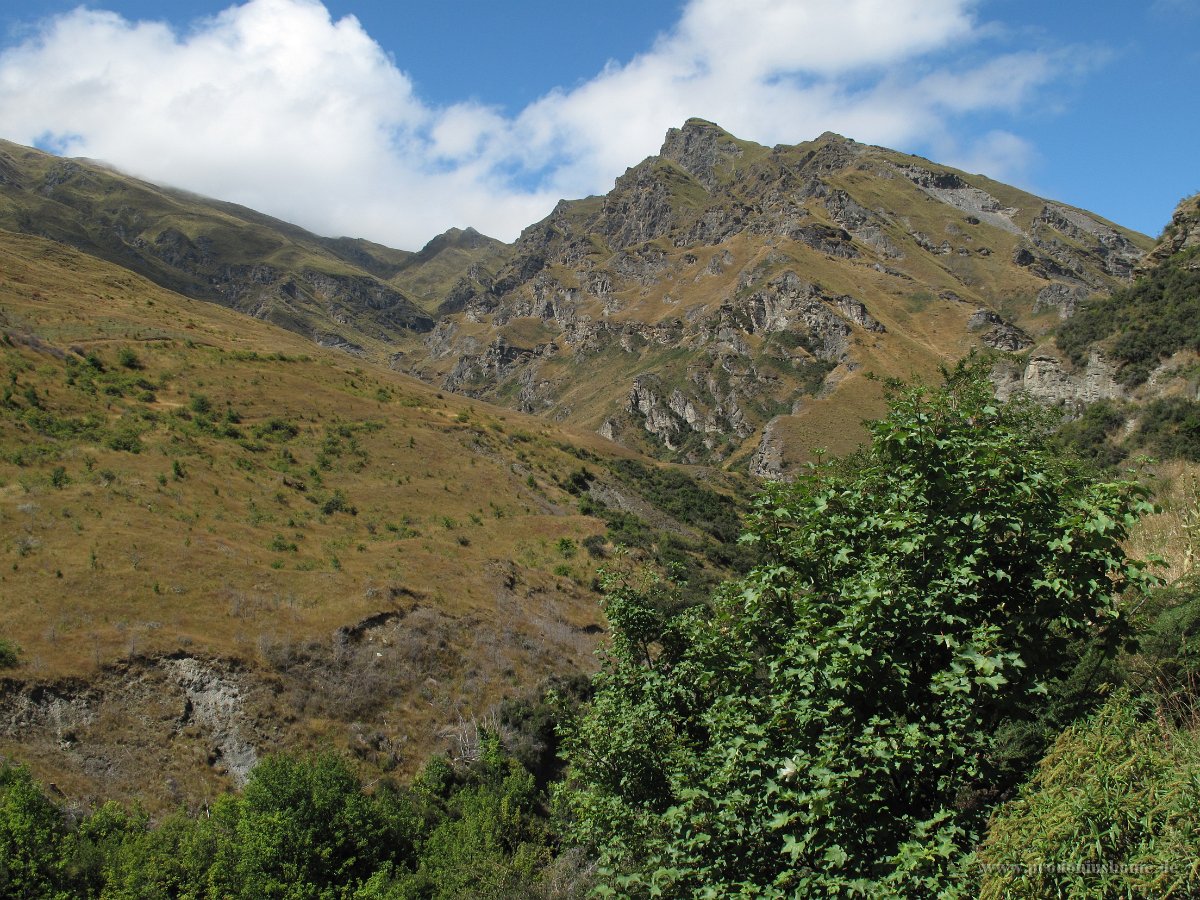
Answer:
404, 120, 1151, 471
1140, 192, 1200, 271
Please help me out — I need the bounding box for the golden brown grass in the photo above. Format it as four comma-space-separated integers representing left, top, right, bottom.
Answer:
0, 228, 639, 805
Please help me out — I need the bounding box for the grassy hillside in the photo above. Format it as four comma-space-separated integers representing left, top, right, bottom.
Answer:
0, 227, 745, 810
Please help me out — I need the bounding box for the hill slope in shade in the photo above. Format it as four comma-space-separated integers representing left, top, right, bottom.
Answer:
0, 140, 508, 356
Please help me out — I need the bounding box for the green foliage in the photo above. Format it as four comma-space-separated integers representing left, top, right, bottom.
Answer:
606, 458, 741, 544
116, 347, 141, 370
268, 533, 298, 553
1056, 247, 1200, 385
975, 692, 1200, 898
321, 490, 357, 516
558, 364, 1157, 897
1052, 399, 1128, 470
1135, 397, 1200, 462
0, 741, 566, 899
207, 752, 389, 899
189, 393, 213, 416
373, 736, 551, 899
255, 418, 301, 441
0, 763, 72, 898
0, 638, 21, 668
1121, 580, 1200, 706
105, 428, 144, 454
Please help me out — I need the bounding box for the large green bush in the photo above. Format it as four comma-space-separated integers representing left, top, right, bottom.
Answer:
558, 365, 1156, 897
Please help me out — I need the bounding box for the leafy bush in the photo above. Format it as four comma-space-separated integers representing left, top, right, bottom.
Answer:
1135, 397, 1200, 462
254, 418, 300, 441
0, 764, 71, 897
558, 364, 1156, 896
0, 741, 564, 899
1052, 399, 1128, 470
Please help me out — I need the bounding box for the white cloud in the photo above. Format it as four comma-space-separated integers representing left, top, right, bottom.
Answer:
0, 0, 1079, 248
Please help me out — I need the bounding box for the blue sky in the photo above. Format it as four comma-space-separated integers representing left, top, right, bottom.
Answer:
0, 0, 1195, 248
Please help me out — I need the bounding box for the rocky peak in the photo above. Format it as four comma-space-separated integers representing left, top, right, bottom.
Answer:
658, 118, 748, 191
414, 225, 500, 263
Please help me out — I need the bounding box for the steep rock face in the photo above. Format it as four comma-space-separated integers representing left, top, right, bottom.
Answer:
659, 118, 749, 191
992, 351, 1123, 405
405, 121, 1148, 467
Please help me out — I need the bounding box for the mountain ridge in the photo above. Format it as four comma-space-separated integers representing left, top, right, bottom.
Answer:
0, 124, 1157, 474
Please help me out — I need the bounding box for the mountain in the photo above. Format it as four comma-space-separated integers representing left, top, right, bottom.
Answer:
401, 119, 1151, 473
0, 123, 1172, 807
0, 225, 751, 808
1, 125, 1155, 475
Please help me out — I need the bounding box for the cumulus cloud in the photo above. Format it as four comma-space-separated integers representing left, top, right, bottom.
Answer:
0, 0, 1078, 247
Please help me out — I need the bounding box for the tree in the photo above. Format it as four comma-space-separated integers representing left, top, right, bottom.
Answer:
206, 752, 389, 899
0, 764, 72, 899
558, 364, 1157, 897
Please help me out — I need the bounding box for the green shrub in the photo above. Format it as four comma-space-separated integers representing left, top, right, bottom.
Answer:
0, 638, 21, 668
559, 364, 1156, 896
1135, 397, 1200, 462
976, 693, 1200, 898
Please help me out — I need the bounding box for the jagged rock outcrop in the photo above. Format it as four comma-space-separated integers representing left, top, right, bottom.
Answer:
660, 118, 748, 191
1140, 192, 1200, 272
968, 309, 1033, 352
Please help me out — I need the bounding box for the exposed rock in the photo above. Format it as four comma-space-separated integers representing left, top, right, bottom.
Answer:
161, 657, 258, 785
968, 309, 1032, 351
0, 654, 264, 798
1034, 282, 1091, 318
992, 351, 1122, 404
1034, 204, 1143, 279
1140, 192, 1200, 272
749, 417, 787, 479
898, 164, 1021, 233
